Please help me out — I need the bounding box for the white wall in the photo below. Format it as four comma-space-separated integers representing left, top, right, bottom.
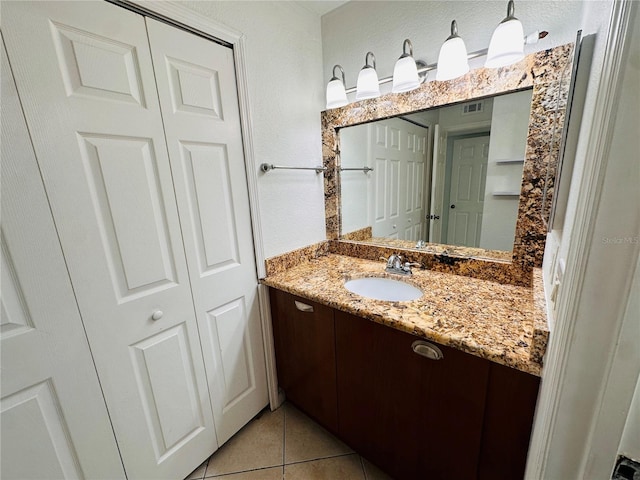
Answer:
531, 1, 640, 478
181, 1, 326, 258
620, 373, 640, 462
618, 253, 640, 465
480, 90, 531, 251
322, 1, 585, 95
340, 123, 370, 234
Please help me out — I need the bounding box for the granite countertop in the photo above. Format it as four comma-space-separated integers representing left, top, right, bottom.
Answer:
262, 253, 548, 376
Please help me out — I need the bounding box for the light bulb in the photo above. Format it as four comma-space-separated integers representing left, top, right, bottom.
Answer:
436, 21, 469, 81
485, 1, 525, 68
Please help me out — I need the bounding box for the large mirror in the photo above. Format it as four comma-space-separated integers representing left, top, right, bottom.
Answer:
340, 89, 532, 257
322, 43, 574, 272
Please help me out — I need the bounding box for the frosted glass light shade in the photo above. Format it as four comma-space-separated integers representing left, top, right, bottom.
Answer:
436, 36, 469, 81
326, 78, 348, 109
392, 56, 420, 93
355, 67, 380, 100
485, 18, 524, 68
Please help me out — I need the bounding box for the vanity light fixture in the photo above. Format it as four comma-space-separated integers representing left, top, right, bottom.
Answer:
326, 64, 348, 109
436, 20, 469, 81
485, 0, 525, 68
323, 0, 549, 110
392, 39, 421, 93
355, 52, 381, 100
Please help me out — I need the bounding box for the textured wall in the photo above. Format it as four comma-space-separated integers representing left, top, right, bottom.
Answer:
322, 1, 585, 94
181, 1, 326, 258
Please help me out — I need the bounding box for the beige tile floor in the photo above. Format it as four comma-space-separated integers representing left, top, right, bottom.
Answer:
185, 403, 393, 480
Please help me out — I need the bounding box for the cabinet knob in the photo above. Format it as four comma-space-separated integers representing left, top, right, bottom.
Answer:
411, 340, 443, 360
151, 310, 164, 321
294, 301, 314, 313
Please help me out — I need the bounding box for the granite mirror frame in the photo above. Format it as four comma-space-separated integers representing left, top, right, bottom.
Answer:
322, 43, 574, 286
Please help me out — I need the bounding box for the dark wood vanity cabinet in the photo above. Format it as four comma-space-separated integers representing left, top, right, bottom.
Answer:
478, 361, 541, 480
269, 288, 338, 432
269, 288, 540, 479
336, 310, 490, 479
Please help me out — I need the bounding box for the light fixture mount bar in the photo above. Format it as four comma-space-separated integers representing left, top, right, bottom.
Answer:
343, 29, 546, 95
344, 47, 486, 94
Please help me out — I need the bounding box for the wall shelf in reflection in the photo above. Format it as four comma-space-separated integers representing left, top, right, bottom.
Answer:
495, 159, 525, 164
492, 191, 521, 197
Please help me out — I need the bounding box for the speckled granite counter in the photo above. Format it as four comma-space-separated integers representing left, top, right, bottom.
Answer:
262, 253, 548, 376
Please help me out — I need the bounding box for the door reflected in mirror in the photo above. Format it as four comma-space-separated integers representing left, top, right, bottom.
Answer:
340, 89, 532, 253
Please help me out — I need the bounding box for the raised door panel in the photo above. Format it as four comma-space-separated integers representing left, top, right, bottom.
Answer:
270, 289, 338, 433
178, 141, 240, 275
2, 382, 83, 480
131, 325, 207, 461
146, 18, 267, 446
1, 3, 217, 479
50, 21, 145, 105
77, 133, 179, 297
0, 38, 125, 479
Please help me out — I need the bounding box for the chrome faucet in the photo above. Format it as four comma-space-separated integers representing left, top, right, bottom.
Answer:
383, 254, 421, 275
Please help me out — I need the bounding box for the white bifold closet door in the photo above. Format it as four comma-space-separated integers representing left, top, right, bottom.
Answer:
1, 2, 267, 479
1, 36, 126, 480
146, 19, 267, 445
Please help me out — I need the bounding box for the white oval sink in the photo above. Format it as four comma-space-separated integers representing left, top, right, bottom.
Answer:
344, 277, 423, 301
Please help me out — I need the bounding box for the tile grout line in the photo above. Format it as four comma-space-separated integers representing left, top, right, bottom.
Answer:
283, 452, 360, 467
360, 455, 368, 480
282, 403, 287, 478
202, 457, 210, 480
205, 464, 284, 479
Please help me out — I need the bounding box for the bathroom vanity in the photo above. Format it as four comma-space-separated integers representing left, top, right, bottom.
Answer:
262, 41, 575, 480
263, 253, 546, 480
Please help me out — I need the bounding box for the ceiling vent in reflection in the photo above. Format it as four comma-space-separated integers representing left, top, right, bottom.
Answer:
462, 101, 484, 116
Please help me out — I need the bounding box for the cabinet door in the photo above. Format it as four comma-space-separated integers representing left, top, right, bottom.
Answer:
270, 289, 338, 432
335, 310, 424, 479
2, 3, 217, 478
336, 311, 490, 480
478, 363, 540, 480
416, 341, 490, 479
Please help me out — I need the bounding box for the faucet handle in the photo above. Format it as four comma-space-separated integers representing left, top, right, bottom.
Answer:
402, 261, 421, 273
384, 253, 401, 269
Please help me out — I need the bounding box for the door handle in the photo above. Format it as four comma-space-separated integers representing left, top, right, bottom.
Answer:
411, 340, 443, 360
294, 301, 314, 313
450, 204, 456, 209
151, 310, 163, 321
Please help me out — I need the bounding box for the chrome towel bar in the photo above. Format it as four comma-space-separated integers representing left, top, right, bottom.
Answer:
260, 163, 326, 174
340, 166, 374, 173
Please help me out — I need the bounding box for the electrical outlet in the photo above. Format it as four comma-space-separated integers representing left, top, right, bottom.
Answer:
612, 456, 640, 480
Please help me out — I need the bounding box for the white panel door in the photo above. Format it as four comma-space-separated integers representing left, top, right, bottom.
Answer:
371, 122, 401, 238
146, 18, 268, 445
1, 3, 217, 479
446, 136, 489, 247
430, 125, 447, 244
403, 124, 429, 241
0, 39, 125, 480
370, 119, 428, 241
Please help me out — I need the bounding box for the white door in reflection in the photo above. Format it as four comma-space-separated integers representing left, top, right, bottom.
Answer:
444, 135, 490, 247
369, 118, 429, 240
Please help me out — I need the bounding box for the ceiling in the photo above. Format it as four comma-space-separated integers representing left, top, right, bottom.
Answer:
296, 0, 349, 17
